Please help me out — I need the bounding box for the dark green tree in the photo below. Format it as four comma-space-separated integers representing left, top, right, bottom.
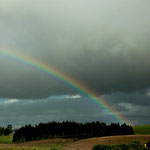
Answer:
4, 125, 13, 135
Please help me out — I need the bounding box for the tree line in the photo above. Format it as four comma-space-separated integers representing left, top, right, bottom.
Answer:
13, 121, 134, 142
0, 125, 13, 136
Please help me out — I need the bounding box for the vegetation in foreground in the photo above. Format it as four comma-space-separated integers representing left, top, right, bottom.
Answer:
133, 125, 150, 135
92, 140, 150, 150
13, 121, 133, 143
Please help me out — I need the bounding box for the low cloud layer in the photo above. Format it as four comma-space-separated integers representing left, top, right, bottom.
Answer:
0, 93, 150, 127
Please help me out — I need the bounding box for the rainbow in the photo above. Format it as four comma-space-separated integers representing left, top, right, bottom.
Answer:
0, 49, 131, 124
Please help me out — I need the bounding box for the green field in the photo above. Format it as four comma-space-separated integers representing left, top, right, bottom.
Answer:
134, 125, 150, 135
0, 135, 13, 144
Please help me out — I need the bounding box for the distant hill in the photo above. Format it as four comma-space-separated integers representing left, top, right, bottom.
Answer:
133, 125, 150, 135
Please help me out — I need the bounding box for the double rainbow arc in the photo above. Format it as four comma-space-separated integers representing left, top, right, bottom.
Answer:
0, 49, 130, 124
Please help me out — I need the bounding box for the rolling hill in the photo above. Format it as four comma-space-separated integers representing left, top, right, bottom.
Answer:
63, 135, 150, 150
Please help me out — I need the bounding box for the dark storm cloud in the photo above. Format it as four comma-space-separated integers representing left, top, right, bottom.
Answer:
1, 93, 150, 126
0, 96, 115, 127
102, 91, 150, 106
101, 91, 150, 125
0, 0, 150, 98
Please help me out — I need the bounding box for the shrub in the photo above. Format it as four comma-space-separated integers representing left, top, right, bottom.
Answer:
92, 140, 147, 150
111, 144, 128, 150
127, 140, 142, 149
92, 144, 111, 150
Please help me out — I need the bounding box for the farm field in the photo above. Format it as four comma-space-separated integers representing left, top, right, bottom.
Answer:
0, 137, 76, 150
0, 135, 150, 150
133, 125, 150, 135
63, 135, 150, 150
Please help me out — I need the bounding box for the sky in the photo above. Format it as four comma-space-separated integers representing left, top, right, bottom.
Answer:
0, 0, 150, 127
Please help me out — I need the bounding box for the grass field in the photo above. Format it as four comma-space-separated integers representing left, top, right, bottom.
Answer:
133, 125, 150, 135
0, 135, 13, 144
0, 136, 76, 150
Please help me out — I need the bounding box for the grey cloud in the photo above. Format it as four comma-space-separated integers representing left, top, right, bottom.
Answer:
118, 102, 150, 125
0, 0, 150, 99
102, 92, 150, 106
102, 92, 150, 125
0, 96, 114, 127
0, 92, 150, 127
